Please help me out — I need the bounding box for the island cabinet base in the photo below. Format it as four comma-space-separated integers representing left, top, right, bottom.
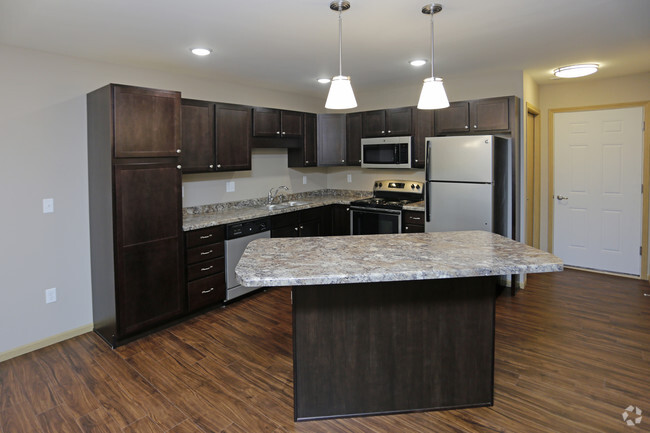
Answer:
292, 276, 497, 421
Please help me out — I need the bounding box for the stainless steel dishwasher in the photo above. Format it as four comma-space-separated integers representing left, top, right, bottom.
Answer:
224, 217, 271, 301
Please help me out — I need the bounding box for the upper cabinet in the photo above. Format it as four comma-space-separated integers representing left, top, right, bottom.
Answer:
288, 113, 317, 167
345, 112, 362, 166
253, 108, 303, 138
113, 85, 181, 158
362, 107, 412, 138
181, 99, 251, 173
411, 109, 435, 169
317, 114, 347, 166
434, 97, 511, 135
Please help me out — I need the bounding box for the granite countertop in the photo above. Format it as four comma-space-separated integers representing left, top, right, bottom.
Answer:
235, 230, 563, 287
182, 190, 374, 231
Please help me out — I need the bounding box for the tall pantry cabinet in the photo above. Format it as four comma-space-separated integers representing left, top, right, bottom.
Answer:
87, 84, 185, 347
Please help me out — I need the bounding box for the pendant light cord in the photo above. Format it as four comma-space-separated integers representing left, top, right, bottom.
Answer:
338, 6, 343, 76
430, 4, 435, 79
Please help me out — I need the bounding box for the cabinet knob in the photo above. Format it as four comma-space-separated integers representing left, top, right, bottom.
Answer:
473, 125, 477, 129
209, 164, 214, 169
300, 225, 304, 229
305, 160, 309, 164
282, 131, 286, 135
176, 149, 181, 153
341, 159, 345, 163
387, 130, 391, 134
415, 159, 419, 162
176, 165, 182, 169
358, 159, 361, 163
295, 227, 299, 231
217, 164, 222, 168
276, 131, 281, 135
381, 130, 385, 134
464, 125, 469, 129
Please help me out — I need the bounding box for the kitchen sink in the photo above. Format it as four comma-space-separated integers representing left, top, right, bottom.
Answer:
286, 201, 310, 207
261, 201, 310, 211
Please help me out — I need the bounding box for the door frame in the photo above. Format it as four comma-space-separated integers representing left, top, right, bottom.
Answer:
548, 101, 650, 280
526, 103, 542, 248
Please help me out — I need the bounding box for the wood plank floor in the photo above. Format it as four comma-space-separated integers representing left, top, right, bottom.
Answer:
1, 268, 649, 432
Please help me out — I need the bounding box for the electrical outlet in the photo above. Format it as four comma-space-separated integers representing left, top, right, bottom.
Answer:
182, 186, 184, 198
46, 288, 57, 304
347, 174, 352, 183
43, 198, 54, 213
303, 176, 307, 185
226, 181, 235, 192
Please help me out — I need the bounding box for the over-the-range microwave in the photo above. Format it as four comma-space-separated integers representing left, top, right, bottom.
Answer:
361, 136, 412, 169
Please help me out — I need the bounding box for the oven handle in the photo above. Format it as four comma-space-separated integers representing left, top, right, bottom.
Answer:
349, 206, 402, 215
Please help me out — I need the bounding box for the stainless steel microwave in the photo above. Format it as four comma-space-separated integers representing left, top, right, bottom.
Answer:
361, 136, 412, 169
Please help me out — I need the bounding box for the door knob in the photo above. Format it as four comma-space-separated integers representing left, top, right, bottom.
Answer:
557, 195, 568, 201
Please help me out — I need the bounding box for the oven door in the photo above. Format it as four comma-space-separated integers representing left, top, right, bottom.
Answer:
350, 207, 402, 235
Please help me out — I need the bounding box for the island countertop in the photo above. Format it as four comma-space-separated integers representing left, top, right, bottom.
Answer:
236, 230, 563, 287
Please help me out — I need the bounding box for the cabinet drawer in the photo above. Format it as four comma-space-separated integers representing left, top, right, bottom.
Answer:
187, 258, 224, 281
186, 225, 225, 248
187, 274, 225, 311
186, 242, 223, 265
403, 224, 424, 233
403, 211, 425, 225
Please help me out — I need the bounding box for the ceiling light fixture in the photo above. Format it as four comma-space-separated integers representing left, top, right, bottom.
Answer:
417, 4, 449, 110
318, 78, 332, 84
553, 64, 599, 78
191, 48, 212, 56
325, 1, 357, 110
410, 59, 428, 67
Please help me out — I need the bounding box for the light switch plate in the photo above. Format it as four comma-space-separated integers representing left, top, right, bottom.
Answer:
46, 288, 56, 304
347, 174, 352, 183
43, 198, 54, 213
226, 181, 235, 192
303, 176, 307, 185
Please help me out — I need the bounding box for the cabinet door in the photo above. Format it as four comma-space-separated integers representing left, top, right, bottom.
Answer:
252, 107, 281, 137
299, 219, 321, 237
113, 85, 181, 158
346, 113, 362, 166
331, 204, 351, 235
385, 107, 413, 136
470, 97, 510, 132
303, 113, 317, 166
181, 100, 215, 173
412, 109, 435, 169
113, 160, 184, 337
434, 101, 470, 135
361, 110, 386, 137
281, 111, 304, 137
317, 114, 347, 166
215, 103, 251, 171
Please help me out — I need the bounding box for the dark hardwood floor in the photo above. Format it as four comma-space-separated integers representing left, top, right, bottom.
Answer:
1, 269, 649, 432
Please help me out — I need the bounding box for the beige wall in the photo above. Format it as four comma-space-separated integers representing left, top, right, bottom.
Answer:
538, 73, 650, 276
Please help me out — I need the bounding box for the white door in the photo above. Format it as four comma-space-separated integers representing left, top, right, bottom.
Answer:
553, 107, 644, 275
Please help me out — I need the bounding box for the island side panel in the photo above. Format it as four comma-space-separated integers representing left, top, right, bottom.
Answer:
292, 277, 497, 421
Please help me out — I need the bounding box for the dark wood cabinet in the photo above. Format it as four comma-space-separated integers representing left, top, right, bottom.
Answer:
113, 85, 181, 158
402, 210, 425, 233
362, 107, 413, 138
181, 99, 251, 173
345, 112, 362, 166
253, 107, 303, 138
412, 109, 435, 169
317, 114, 347, 166
87, 84, 184, 347
434, 97, 510, 135
331, 204, 351, 235
184, 225, 226, 312
288, 113, 317, 167
271, 208, 324, 238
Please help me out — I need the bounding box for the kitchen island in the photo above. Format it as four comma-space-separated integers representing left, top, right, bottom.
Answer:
236, 231, 563, 421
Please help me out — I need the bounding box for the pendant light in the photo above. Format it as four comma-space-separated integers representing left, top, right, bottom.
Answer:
417, 3, 449, 110
325, 1, 357, 110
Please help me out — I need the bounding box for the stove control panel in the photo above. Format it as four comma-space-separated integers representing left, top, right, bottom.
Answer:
373, 180, 423, 194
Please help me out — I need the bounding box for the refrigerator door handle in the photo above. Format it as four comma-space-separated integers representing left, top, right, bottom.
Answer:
425, 182, 430, 223
425, 140, 431, 182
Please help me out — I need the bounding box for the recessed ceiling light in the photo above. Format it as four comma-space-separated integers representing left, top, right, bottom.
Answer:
191, 48, 212, 56
317, 78, 331, 84
553, 64, 599, 78
410, 59, 427, 67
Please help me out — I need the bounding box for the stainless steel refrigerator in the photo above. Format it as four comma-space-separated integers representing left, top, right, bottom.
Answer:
425, 135, 512, 237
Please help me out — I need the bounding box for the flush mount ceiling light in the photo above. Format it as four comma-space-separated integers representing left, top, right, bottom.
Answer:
318, 78, 332, 84
417, 3, 449, 110
553, 64, 599, 78
190, 48, 212, 56
410, 59, 428, 67
325, 1, 357, 110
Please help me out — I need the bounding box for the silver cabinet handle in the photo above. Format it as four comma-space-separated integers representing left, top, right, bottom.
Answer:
199, 234, 212, 239
216, 164, 222, 168
202, 288, 214, 294
176, 149, 181, 153
464, 125, 469, 129
341, 159, 345, 163
387, 130, 391, 134
200, 265, 213, 272
200, 250, 213, 256
557, 195, 568, 201
411, 217, 421, 220
305, 160, 309, 164
294, 227, 299, 231
381, 130, 385, 134
209, 164, 214, 169
415, 159, 419, 163
276, 131, 281, 135
473, 125, 478, 129
177, 165, 182, 169
282, 131, 286, 135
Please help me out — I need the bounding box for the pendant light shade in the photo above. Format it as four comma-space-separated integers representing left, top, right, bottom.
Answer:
418, 77, 449, 109
326, 75, 357, 109
326, 1, 357, 110
417, 4, 449, 110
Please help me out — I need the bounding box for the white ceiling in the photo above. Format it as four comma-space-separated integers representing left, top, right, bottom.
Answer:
1, 0, 649, 98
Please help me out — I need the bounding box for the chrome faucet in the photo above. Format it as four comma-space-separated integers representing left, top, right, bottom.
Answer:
268, 185, 289, 204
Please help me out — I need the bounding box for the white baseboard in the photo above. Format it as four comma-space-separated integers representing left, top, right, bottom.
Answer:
0, 324, 94, 362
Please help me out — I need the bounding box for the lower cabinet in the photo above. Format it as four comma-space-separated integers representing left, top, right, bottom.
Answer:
184, 225, 226, 312
331, 204, 351, 235
271, 208, 325, 238
402, 210, 425, 233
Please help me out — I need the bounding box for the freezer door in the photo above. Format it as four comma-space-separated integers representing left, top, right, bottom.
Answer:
425, 182, 493, 232
426, 136, 493, 182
